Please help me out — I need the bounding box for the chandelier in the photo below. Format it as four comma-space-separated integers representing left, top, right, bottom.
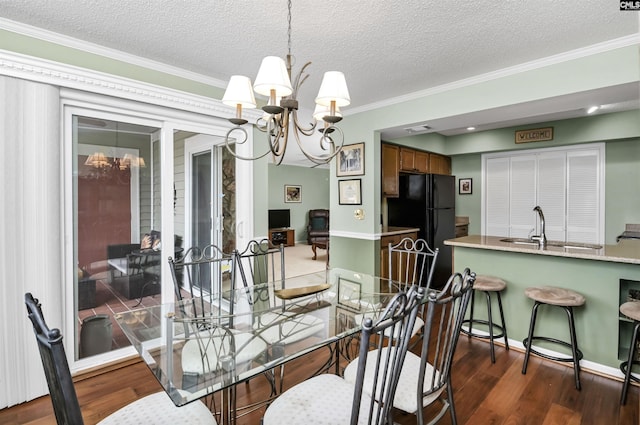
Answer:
221, 0, 351, 165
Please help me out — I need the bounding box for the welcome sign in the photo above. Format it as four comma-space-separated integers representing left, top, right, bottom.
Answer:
515, 127, 554, 144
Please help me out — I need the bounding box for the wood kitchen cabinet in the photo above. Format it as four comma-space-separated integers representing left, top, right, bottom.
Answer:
382, 142, 451, 198
382, 144, 400, 197
380, 229, 418, 280
399, 148, 429, 173
429, 153, 451, 175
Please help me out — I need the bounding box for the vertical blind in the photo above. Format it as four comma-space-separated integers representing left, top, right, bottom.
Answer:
0, 76, 61, 408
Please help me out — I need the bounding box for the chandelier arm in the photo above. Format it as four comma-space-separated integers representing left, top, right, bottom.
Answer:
293, 124, 345, 165
291, 62, 312, 97
268, 111, 288, 158
291, 110, 317, 136
224, 126, 273, 161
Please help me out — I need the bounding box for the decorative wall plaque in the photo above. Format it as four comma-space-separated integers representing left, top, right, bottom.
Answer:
515, 127, 554, 143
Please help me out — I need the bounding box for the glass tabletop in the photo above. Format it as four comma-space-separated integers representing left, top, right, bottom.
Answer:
114, 268, 398, 407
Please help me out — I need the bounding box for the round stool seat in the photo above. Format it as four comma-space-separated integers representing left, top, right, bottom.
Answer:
620, 301, 640, 322
524, 286, 585, 307
474, 275, 506, 292
620, 301, 640, 404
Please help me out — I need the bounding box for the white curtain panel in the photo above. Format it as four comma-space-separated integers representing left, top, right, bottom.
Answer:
0, 75, 61, 408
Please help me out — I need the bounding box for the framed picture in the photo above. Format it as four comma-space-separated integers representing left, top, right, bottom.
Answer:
459, 178, 472, 195
337, 142, 365, 176
338, 278, 361, 311
338, 179, 362, 205
284, 185, 301, 203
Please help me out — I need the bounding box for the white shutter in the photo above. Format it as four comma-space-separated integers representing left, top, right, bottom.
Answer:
567, 149, 601, 243
484, 157, 510, 236
482, 144, 603, 244
509, 155, 536, 238
537, 151, 566, 241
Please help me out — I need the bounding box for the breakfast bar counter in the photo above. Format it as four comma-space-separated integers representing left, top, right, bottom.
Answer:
445, 235, 640, 376
446, 235, 640, 265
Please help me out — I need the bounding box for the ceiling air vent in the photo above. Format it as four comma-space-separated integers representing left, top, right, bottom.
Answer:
404, 125, 431, 134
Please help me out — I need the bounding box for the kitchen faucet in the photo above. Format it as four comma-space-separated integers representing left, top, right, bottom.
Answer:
531, 206, 547, 248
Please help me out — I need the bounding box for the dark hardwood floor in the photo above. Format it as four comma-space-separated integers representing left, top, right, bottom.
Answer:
1, 337, 637, 424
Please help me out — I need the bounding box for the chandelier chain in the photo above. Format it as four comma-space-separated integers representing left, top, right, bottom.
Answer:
287, 0, 292, 58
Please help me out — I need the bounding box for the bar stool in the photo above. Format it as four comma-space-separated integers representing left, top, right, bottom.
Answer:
460, 275, 509, 363
521, 286, 585, 390
619, 301, 640, 404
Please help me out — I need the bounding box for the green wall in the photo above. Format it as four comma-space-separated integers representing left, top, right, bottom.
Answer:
331, 45, 640, 273
445, 111, 640, 243
267, 164, 330, 242
453, 245, 640, 370
2, 27, 639, 274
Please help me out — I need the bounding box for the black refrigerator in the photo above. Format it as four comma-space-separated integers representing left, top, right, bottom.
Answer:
387, 174, 456, 288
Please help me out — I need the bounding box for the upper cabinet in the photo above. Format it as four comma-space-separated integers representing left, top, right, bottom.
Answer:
382, 144, 400, 197
429, 152, 451, 175
399, 148, 429, 173
382, 142, 452, 197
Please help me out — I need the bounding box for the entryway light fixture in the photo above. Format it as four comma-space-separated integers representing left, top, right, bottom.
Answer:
221, 0, 350, 165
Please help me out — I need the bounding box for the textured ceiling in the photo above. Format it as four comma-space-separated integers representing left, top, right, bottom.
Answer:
1, 1, 639, 164
2, 0, 638, 109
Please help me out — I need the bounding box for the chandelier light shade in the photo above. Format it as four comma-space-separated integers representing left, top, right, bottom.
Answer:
121, 153, 146, 168
253, 56, 293, 98
315, 71, 351, 107
222, 75, 257, 125
222, 0, 350, 165
84, 152, 109, 168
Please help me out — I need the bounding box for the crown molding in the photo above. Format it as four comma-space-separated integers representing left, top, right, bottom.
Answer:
0, 48, 263, 122
0, 17, 227, 89
347, 33, 640, 116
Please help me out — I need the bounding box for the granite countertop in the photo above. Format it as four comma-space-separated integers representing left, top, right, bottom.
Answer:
445, 235, 640, 265
380, 226, 421, 236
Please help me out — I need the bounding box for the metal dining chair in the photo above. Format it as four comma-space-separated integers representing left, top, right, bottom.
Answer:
343, 269, 475, 425
233, 239, 325, 394
24, 293, 217, 425
168, 244, 267, 393
388, 237, 439, 341
263, 285, 425, 425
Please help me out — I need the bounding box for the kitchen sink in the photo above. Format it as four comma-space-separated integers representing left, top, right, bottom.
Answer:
551, 242, 603, 250
499, 238, 602, 250
499, 238, 538, 245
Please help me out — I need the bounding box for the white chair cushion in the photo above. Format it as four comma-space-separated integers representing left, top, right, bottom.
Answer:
343, 348, 444, 414
182, 330, 267, 375
254, 311, 325, 345
97, 391, 216, 425
262, 374, 375, 425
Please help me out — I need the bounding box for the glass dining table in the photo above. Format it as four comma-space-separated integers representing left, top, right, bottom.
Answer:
114, 267, 399, 424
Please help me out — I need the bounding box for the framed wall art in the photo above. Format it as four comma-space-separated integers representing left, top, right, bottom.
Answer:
284, 185, 301, 203
338, 179, 362, 205
337, 142, 365, 177
459, 178, 472, 195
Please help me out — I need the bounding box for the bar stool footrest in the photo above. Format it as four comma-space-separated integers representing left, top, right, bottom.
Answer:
620, 360, 640, 384
523, 336, 583, 363
461, 319, 506, 340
